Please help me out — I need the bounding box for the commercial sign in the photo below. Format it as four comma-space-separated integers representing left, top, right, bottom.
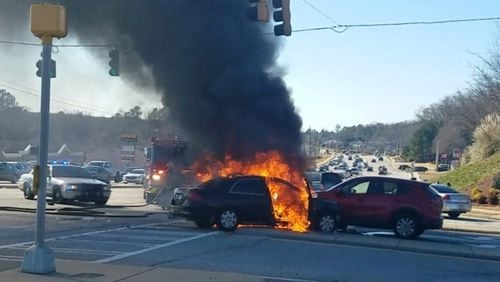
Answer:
121, 133, 138, 161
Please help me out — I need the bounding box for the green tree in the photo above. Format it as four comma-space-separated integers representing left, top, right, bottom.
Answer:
124, 106, 142, 119
403, 121, 441, 162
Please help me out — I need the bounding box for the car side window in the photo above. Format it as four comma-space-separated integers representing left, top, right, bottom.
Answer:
230, 179, 268, 196
343, 181, 370, 194
376, 180, 411, 195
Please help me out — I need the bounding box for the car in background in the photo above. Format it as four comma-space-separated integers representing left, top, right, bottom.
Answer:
305, 172, 343, 191
347, 155, 353, 160
437, 164, 450, 172
169, 175, 341, 233
378, 166, 388, 175
123, 168, 145, 184
371, 158, 377, 163
414, 166, 429, 172
350, 167, 360, 175
19, 165, 111, 205
429, 183, 472, 218
398, 164, 410, 171
378, 156, 384, 161
84, 165, 112, 184
317, 176, 443, 239
367, 166, 374, 172
0, 162, 20, 183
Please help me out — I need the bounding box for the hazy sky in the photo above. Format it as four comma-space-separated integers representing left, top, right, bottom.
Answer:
1, 0, 500, 130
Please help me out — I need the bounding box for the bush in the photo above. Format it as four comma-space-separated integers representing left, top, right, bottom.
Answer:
487, 188, 499, 205
478, 194, 488, 204
493, 172, 500, 189
470, 186, 483, 202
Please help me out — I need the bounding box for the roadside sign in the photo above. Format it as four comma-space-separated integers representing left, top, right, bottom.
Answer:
453, 148, 461, 158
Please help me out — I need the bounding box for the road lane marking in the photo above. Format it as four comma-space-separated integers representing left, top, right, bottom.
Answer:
0, 255, 23, 261
94, 231, 219, 263
57, 238, 156, 248
0, 220, 183, 250
259, 276, 317, 282
87, 233, 185, 241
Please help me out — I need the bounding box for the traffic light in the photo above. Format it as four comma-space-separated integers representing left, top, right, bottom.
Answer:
108, 49, 119, 76
247, 0, 270, 22
35, 59, 56, 78
272, 0, 291, 36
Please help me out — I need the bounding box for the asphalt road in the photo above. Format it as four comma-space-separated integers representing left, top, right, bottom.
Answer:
1, 170, 500, 281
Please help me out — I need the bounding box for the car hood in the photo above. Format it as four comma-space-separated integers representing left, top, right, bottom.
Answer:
52, 177, 106, 185
124, 173, 143, 177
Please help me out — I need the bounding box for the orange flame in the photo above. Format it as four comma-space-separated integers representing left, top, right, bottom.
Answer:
193, 151, 310, 232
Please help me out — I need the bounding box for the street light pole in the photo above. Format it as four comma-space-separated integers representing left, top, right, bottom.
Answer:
21, 36, 56, 275
21, 4, 67, 274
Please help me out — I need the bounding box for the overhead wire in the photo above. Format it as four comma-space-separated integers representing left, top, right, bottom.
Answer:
0, 78, 119, 114
0, 83, 118, 115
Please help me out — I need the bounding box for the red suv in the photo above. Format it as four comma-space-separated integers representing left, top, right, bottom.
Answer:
317, 176, 443, 239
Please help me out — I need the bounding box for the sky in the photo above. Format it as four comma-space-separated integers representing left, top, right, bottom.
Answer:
1, 0, 500, 130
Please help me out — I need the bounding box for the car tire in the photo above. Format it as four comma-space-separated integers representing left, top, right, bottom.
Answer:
52, 187, 64, 204
317, 213, 337, 233
23, 183, 35, 200
95, 198, 108, 206
123, 181, 128, 184
216, 209, 239, 232
393, 213, 421, 239
195, 216, 214, 229
448, 212, 461, 218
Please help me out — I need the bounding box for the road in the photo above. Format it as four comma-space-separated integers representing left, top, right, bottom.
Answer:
0, 184, 500, 281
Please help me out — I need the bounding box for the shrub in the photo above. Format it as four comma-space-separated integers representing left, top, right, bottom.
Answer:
478, 194, 488, 204
487, 188, 499, 205
470, 186, 483, 202
493, 172, 500, 189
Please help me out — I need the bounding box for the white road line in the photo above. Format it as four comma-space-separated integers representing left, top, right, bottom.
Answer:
258, 276, 318, 282
0, 255, 23, 261
0, 220, 183, 250
57, 238, 157, 248
94, 231, 219, 263
8, 245, 124, 256
87, 233, 184, 241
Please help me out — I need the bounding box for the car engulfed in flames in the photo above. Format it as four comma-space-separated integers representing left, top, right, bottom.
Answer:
192, 151, 310, 232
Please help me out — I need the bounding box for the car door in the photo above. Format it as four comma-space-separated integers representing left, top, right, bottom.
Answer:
323, 178, 376, 226
228, 178, 273, 224
362, 179, 396, 227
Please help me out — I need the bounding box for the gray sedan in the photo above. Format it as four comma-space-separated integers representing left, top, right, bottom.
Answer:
430, 183, 472, 218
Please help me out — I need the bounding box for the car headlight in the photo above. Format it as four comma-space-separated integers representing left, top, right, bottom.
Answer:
63, 184, 78, 191
104, 184, 111, 191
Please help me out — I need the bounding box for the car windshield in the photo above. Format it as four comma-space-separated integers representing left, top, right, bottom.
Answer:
52, 166, 93, 178
130, 169, 145, 174
431, 184, 458, 194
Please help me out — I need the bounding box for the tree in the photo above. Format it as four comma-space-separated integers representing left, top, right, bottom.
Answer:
462, 112, 500, 163
124, 106, 142, 119
0, 89, 17, 110
403, 121, 441, 162
146, 107, 169, 121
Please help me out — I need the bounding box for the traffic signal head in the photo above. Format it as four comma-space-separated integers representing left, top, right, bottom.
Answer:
272, 0, 291, 36
108, 49, 120, 76
36, 60, 42, 77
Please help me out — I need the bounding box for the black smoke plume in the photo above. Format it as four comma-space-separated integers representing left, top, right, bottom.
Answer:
4, 1, 304, 166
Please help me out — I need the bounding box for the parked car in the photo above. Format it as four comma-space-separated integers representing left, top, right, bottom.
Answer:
437, 164, 450, 172
429, 183, 472, 218
317, 176, 443, 239
414, 166, 429, 172
378, 166, 388, 175
19, 165, 111, 205
378, 156, 384, 161
367, 166, 374, 172
398, 164, 410, 171
0, 162, 20, 183
123, 168, 146, 184
169, 175, 341, 233
84, 165, 112, 184
371, 158, 377, 163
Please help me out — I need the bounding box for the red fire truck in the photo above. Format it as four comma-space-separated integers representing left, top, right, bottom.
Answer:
143, 136, 190, 206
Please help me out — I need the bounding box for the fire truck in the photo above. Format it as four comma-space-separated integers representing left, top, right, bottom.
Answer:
143, 136, 190, 206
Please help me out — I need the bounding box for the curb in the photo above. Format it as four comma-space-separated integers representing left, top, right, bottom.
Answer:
442, 226, 500, 235
262, 232, 500, 262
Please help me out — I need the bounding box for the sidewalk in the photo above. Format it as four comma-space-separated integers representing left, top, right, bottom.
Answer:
0, 260, 261, 282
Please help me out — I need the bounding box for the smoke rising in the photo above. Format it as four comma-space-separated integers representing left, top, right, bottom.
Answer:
3, 1, 304, 165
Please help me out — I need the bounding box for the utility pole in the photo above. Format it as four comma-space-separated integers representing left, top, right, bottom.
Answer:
434, 140, 440, 171
21, 4, 67, 274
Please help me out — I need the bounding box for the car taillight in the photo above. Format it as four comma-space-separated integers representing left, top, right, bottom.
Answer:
442, 195, 450, 200
189, 190, 202, 201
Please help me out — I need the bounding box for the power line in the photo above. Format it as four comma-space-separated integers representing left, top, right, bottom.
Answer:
0, 83, 118, 115
0, 78, 118, 113
301, 0, 341, 26
293, 16, 500, 34
0, 39, 115, 48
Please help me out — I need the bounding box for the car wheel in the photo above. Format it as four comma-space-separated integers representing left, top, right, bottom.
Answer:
317, 213, 337, 233
52, 187, 64, 204
95, 198, 108, 206
216, 209, 239, 231
123, 181, 128, 184
195, 216, 214, 229
393, 213, 420, 239
448, 212, 461, 218
23, 183, 35, 200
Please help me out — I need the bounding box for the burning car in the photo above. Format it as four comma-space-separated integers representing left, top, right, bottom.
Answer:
169, 174, 340, 233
